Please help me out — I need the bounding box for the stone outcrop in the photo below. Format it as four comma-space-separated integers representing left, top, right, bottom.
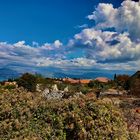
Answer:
100, 89, 127, 96
36, 84, 42, 92
52, 84, 59, 92
42, 85, 62, 100
42, 84, 67, 100
42, 84, 83, 100
64, 86, 69, 92
42, 88, 50, 97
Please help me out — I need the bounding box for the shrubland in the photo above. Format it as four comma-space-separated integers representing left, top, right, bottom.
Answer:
0, 86, 139, 140
1, 72, 140, 139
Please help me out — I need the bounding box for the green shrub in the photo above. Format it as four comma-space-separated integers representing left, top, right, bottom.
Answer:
4, 85, 16, 90
17, 73, 37, 92
0, 88, 131, 139
128, 132, 140, 140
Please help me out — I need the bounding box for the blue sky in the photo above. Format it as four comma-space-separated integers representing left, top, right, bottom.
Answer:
0, 0, 139, 78
0, 0, 93, 44
0, 0, 123, 44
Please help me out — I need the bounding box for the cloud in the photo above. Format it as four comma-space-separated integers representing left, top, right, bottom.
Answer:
72, 28, 140, 63
14, 41, 26, 47
75, 24, 88, 29
0, 0, 139, 76
88, 0, 140, 40
53, 40, 63, 48
36, 57, 96, 67
65, 0, 140, 71
0, 40, 63, 69
0, 38, 138, 74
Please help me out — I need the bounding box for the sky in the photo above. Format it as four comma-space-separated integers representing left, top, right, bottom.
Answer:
0, 0, 94, 44
0, 0, 140, 78
0, 0, 124, 44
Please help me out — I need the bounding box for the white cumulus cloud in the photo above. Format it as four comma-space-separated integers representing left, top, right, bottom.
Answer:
88, 0, 140, 40
0, 0, 140, 74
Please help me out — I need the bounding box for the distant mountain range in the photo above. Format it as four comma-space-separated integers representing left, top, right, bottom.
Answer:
54, 70, 134, 79
53, 72, 112, 79
0, 67, 135, 81
0, 68, 21, 81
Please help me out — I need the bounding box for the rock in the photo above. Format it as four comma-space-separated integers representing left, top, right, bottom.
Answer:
36, 84, 42, 92
73, 92, 83, 98
52, 84, 58, 92
42, 86, 64, 100
101, 89, 127, 96
46, 92, 63, 100
64, 86, 69, 92
111, 98, 121, 106
42, 85, 84, 100
42, 88, 50, 97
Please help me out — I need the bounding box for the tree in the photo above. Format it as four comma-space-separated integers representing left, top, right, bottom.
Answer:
114, 73, 117, 81
130, 79, 140, 96
17, 73, 37, 92
88, 80, 95, 88
115, 74, 130, 89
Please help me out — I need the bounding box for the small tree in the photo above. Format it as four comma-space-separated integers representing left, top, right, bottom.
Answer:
115, 74, 130, 89
114, 73, 117, 81
88, 80, 95, 88
130, 79, 140, 97
17, 73, 37, 92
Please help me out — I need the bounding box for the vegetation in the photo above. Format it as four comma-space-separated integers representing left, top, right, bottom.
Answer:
128, 71, 140, 97
1, 71, 140, 139
16, 73, 37, 92
114, 74, 130, 90
88, 80, 115, 92
0, 86, 134, 140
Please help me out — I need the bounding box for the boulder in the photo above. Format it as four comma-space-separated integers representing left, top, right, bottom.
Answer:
42, 88, 50, 97
36, 84, 42, 92
64, 86, 69, 92
52, 84, 59, 92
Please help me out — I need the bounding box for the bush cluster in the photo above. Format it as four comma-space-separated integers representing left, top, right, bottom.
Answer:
0, 87, 137, 140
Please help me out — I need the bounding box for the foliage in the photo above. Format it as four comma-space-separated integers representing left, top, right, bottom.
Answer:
0, 87, 132, 140
128, 132, 140, 140
114, 74, 117, 81
115, 74, 130, 90
88, 80, 114, 91
4, 85, 16, 90
128, 71, 140, 96
130, 79, 140, 96
16, 73, 37, 92
57, 82, 91, 94
88, 80, 98, 88
79, 85, 91, 94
